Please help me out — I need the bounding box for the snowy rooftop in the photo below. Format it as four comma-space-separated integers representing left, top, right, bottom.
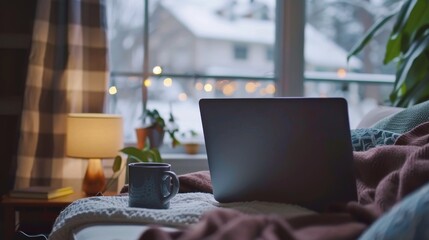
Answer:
159, 0, 362, 69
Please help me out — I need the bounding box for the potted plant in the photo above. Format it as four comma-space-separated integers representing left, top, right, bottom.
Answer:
136, 109, 180, 149
179, 130, 201, 154
347, 0, 429, 107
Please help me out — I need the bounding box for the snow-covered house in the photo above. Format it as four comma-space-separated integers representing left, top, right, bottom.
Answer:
149, 0, 362, 77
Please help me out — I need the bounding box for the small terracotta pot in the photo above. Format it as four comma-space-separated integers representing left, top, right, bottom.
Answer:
135, 128, 149, 149
183, 143, 200, 154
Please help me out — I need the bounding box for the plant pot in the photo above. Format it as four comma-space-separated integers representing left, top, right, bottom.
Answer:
147, 124, 165, 149
135, 124, 165, 149
135, 128, 149, 149
183, 143, 200, 154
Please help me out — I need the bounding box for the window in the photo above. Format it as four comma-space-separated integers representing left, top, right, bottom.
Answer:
106, 0, 396, 144
233, 44, 248, 60
107, 0, 276, 143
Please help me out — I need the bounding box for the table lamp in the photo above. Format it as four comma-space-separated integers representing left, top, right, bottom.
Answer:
66, 113, 123, 196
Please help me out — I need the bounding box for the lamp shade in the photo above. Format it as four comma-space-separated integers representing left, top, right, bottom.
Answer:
66, 113, 123, 158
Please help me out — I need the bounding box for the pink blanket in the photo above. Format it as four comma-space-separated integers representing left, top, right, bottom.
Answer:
137, 122, 429, 240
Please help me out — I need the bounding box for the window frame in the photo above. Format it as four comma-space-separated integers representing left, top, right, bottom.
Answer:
108, 0, 397, 148
136, 0, 305, 109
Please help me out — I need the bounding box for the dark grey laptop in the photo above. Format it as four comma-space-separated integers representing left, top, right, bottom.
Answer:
199, 98, 357, 212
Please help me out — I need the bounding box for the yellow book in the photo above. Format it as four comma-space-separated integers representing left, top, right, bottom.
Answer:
9, 186, 74, 199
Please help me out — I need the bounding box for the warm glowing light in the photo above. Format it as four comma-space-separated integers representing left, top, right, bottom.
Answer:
108, 86, 118, 95
195, 82, 203, 91
153, 66, 162, 75
216, 80, 229, 89
163, 77, 173, 87
204, 83, 213, 92
265, 84, 276, 95
178, 93, 188, 101
144, 78, 152, 87
337, 68, 347, 78
245, 82, 258, 93
222, 84, 235, 96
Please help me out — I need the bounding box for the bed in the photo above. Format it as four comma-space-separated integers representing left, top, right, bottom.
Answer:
49, 101, 429, 240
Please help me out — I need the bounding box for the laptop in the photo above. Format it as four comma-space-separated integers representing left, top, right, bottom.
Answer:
199, 97, 357, 212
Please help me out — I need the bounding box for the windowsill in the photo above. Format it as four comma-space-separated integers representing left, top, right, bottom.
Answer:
161, 153, 207, 161
122, 142, 209, 175
124, 142, 207, 156
161, 153, 209, 175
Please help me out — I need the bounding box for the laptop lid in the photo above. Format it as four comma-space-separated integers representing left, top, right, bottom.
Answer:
199, 97, 357, 212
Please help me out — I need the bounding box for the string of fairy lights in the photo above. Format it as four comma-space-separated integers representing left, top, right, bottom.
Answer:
108, 66, 349, 100
109, 66, 277, 101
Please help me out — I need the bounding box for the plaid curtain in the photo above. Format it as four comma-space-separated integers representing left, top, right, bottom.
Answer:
15, 0, 108, 189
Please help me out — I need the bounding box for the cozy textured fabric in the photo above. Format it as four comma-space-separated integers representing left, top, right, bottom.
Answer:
354, 122, 429, 210
15, 0, 108, 188
351, 128, 400, 151
135, 121, 429, 240
140, 208, 366, 240
359, 182, 429, 240
176, 170, 213, 193
48, 193, 313, 239
372, 100, 429, 133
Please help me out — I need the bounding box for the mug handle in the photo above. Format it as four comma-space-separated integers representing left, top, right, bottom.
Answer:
162, 171, 180, 204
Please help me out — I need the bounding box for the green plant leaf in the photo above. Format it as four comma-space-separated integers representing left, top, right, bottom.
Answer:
149, 148, 163, 163
393, 30, 429, 92
385, 0, 429, 63
390, 34, 429, 108
384, 0, 415, 63
403, 0, 429, 36
390, 0, 414, 36
384, 33, 403, 64
144, 109, 166, 128
120, 147, 149, 162
167, 129, 181, 148
112, 155, 122, 172
347, 12, 397, 62
391, 74, 429, 107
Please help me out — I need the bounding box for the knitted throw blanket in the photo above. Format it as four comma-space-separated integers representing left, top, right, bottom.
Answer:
48, 193, 313, 240
372, 100, 429, 133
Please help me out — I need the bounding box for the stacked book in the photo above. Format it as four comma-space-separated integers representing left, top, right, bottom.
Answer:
9, 186, 74, 199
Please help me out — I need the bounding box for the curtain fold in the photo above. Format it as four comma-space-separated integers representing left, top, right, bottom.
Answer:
15, 0, 108, 189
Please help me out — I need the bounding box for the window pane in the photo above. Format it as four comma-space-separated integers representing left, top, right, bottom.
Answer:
305, 0, 399, 127
306, 0, 398, 74
107, 0, 276, 144
107, 0, 399, 144
106, 0, 145, 72
149, 0, 275, 77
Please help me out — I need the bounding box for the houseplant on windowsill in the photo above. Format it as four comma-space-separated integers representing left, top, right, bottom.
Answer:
347, 0, 429, 107
136, 109, 180, 149
179, 130, 202, 155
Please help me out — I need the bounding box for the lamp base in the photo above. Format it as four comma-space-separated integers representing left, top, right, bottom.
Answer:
82, 158, 106, 196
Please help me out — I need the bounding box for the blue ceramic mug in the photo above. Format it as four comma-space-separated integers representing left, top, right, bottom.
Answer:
128, 162, 180, 209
